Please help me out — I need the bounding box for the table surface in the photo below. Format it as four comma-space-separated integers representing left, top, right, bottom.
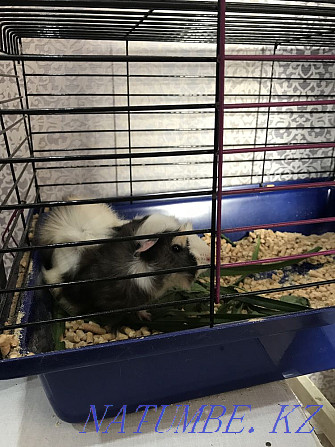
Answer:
0, 376, 323, 447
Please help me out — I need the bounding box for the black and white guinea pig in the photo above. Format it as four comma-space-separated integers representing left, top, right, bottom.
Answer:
38, 201, 211, 317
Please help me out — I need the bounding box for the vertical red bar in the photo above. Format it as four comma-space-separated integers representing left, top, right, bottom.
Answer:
215, 0, 226, 304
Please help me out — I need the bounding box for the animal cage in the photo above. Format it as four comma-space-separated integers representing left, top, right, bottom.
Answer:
1, 0, 335, 423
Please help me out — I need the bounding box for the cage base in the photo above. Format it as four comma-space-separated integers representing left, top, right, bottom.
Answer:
39, 311, 335, 423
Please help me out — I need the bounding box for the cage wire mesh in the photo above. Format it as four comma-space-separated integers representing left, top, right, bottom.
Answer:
0, 0, 335, 357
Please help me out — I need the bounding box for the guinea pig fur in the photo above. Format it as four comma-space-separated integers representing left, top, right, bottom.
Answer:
39, 202, 211, 316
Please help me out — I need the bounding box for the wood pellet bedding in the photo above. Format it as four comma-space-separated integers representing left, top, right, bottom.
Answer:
63, 320, 157, 350
3, 225, 335, 355
215, 229, 335, 309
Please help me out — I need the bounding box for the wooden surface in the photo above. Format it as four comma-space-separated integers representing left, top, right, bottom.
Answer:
288, 376, 335, 446
0, 376, 323, 447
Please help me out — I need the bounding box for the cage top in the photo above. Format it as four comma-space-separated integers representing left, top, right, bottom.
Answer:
1, 1, 335, 52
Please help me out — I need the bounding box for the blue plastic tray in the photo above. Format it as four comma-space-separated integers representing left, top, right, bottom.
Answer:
0, 180, 335, 423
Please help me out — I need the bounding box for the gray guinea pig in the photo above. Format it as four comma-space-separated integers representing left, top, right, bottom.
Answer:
39, 202, 211, 317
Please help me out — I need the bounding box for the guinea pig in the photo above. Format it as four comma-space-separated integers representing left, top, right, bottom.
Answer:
38, 201, 211, 317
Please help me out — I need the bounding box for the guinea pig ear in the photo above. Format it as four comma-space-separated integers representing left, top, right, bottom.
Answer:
134, 238, 159, 256
179, 222, 193, 232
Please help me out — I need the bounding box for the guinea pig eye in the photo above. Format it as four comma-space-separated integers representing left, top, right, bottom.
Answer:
172, 244, 182, 253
